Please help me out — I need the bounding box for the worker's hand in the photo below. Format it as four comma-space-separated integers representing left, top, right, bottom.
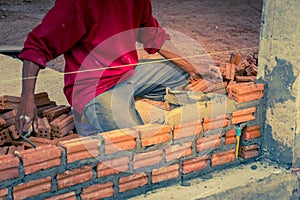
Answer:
15, 94, 38, 135
192, 65, 223, 83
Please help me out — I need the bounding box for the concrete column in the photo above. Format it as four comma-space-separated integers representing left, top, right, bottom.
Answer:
258, 0, 300, 167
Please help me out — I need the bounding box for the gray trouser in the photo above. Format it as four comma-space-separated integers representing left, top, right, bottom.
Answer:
75, 59, 189, 136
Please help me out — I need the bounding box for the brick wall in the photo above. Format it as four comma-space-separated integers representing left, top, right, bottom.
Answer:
0, 98, 263, 199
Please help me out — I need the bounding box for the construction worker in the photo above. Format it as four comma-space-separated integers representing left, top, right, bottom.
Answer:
16, 0, 221, 136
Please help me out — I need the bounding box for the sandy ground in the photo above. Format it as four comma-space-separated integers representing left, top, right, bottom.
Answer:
0, 0, 267, 199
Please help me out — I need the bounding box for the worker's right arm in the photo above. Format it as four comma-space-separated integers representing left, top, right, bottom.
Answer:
16, 60, 40, 135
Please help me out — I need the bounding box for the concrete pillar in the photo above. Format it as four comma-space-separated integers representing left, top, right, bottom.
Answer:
258, 0, 300, 167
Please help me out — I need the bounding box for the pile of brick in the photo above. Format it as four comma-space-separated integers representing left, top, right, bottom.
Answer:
185, 52, 264, 103
0, 92, 75, 155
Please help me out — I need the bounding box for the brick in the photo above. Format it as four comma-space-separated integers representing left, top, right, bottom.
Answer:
36, 117, 51, 139
135, 124, 171, 147
19, 145, 62, 175
0, 188, 8, 199
173, 120, 202, 139
211, 149, 235, 167
241, 125, 260, 140
182, 156, 209, 174
229, 83, 264, 103
196, 134, 221, 152
59, 137, 100, 163
152, 164, 179, 183
43, 105, 71, 121
230, 91, 263, 103
57, 166, 93, 189
203, 115, 229, 131
239, 150, 259, 159
0, 154, 19, 181
0, 128, 12, 145
97, 157, 130, 178
45, 192, 76, 200
225, 63, 236, 80
230, 53, 241, 65
134, 150, 162, 169
225, 130, 236, 144
0, 146, 8, 155
8, 125, 20, 140
28, 136, 58, 146
165, 142, 192, 162
81, 182, 114, 199
231, 107, 256, 124
235, 76, 256, 82
13, 177, 52, 199
102, 128, 137, 154
240, 144, 259, 152
119, 172, 148, 193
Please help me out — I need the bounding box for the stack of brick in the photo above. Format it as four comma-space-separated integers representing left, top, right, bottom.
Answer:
184, 52, 264, 104
0, 93, 76, 154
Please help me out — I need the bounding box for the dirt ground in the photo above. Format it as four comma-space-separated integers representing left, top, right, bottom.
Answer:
0, 0, 263, 70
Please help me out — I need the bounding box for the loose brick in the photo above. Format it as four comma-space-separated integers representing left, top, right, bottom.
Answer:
196, 134, 221, 152
28, 137, 58, 146
241, 125, 260, 140
230, 53, 241, 65
102, 128, 137, 154
45, 192, 76, 200
13, 177, 52, 199
152, 164, 179, 183
8, 125, 20, 140
211, 149, 235, 167
225, 63, 236, 80
0, 128, 12, 145
59, 137, 100, 163
135, 124, 171, 147
36, 117, 51, 139
231, 107, 256, 124
97, 157, 130, 178
239, 150, 259, 159
240, 144, 259, 152
19, 145, 62, 175
0, 188, 8, 199
119, 172, 148, 193
165, 142, 192, 162
134, 150, 162, 169
57, 166, 93, 189
81, 182, 114, 200
0, 154, 19, 181
173, 120, 202, 139
203, 115, 229, 131
182, 156, 209, 174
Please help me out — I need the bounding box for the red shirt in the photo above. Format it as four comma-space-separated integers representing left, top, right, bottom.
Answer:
19, 0, 170, 113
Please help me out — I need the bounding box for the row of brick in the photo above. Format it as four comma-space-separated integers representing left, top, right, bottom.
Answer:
0, 124, 261, 182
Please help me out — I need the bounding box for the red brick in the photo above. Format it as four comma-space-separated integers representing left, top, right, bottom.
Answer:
119, 172, 148, 193
57, 166, 93, 189
19, 145, 62, 175
232, 83, 264, 95
240, 144, 259, 152
241, 125, 260, 140
239, 150, 259, 159
59, 137, 100, 163
231, 107, 256, 124
134, 150, 162, 169
135, 124, 171, 147
81, 182, 114, 199
27, 137, 58, 146
182, 156, 209, 174
203, 115, 229, 131
211, 149, 235, 167
0, 128, 12, 145
13, 177, 52, 199
165, 142, 192, 162
45, 192, 76, 200
196, 134, 221, 152
225, 137, 237, 145
152, 164, 179, 183
230, 53, 241, 65
102, 128, 137, 154
8, 125, 20, 140
225, 63, 236, 80
173, 120, 202, 139
97, 157, 130, 178
0, 188, 8, 199
225, 130, 237, 144
0, 154, 19, 181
